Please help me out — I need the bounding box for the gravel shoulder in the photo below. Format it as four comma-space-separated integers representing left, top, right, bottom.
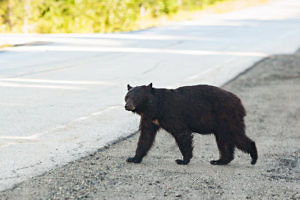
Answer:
1, 51, 300, 199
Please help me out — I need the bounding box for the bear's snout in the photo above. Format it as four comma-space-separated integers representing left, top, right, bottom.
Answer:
125, 103, 136, 111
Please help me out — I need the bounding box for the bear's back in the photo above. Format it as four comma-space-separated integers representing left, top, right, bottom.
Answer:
156, 85, 246, 133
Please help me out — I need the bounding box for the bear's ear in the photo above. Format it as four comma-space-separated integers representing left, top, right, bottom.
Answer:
147, 83, 153, 89
127, 84, 132, 91
147, 83, 154, 94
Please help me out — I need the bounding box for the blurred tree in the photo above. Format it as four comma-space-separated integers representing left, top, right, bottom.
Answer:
0, 0, 262, 33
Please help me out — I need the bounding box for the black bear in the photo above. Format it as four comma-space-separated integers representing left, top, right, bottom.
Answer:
124, 83, 257, 165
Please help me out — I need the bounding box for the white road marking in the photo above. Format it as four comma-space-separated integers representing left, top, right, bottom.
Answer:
7, 46, 269, 57
0, 78, 116, 86
0, 81, 85, 90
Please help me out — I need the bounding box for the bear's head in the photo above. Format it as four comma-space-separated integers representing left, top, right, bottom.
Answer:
124, 83, 153, 113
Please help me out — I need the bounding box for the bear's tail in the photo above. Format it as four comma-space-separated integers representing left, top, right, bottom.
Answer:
234, 134, 258, 165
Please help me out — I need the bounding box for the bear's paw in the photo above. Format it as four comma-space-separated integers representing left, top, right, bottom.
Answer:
126, 157, 142, 164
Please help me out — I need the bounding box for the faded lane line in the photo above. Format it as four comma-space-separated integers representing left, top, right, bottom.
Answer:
0, 136, 38, 148
0, 78, 116, 86
0, 82, 86, 90
7, 46, 269, 57
184, 58, 235, 82
0, 105, 123, 148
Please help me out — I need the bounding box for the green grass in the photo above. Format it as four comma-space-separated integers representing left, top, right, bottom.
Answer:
0, 0, 270, 33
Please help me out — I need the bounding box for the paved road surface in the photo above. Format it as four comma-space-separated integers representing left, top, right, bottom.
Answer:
0, 0, 300, 191
1, 40, 299, 200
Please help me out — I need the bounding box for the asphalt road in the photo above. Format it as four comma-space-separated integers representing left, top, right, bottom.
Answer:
1, 0, 300, 192
1, 46, 299, 200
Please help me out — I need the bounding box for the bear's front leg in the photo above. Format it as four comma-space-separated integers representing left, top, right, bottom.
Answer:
127, 117, 160, 164
173, 132, 193, 165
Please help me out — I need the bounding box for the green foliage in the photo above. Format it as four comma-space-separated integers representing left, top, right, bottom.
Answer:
0, 0, 230, 33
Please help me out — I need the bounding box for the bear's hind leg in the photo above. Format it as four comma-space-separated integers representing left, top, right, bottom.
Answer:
210, 134, 234, 165
234, 134, 258, 165
173, 132, 193, 165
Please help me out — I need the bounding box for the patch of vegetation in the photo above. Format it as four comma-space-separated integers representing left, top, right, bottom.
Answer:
0, 0, 268, 33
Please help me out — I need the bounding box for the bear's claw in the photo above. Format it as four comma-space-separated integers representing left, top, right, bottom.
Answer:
175, 159, 189, 165
210, 159, 230, 165
126, 157, 142, 163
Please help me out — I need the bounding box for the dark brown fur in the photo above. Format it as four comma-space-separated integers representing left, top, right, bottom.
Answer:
125, 83, 257, 165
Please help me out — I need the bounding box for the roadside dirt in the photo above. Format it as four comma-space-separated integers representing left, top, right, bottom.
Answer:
1, 51, 300, 200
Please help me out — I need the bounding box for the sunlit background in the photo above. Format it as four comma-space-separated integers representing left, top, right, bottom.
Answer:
0, 0, 268, 33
